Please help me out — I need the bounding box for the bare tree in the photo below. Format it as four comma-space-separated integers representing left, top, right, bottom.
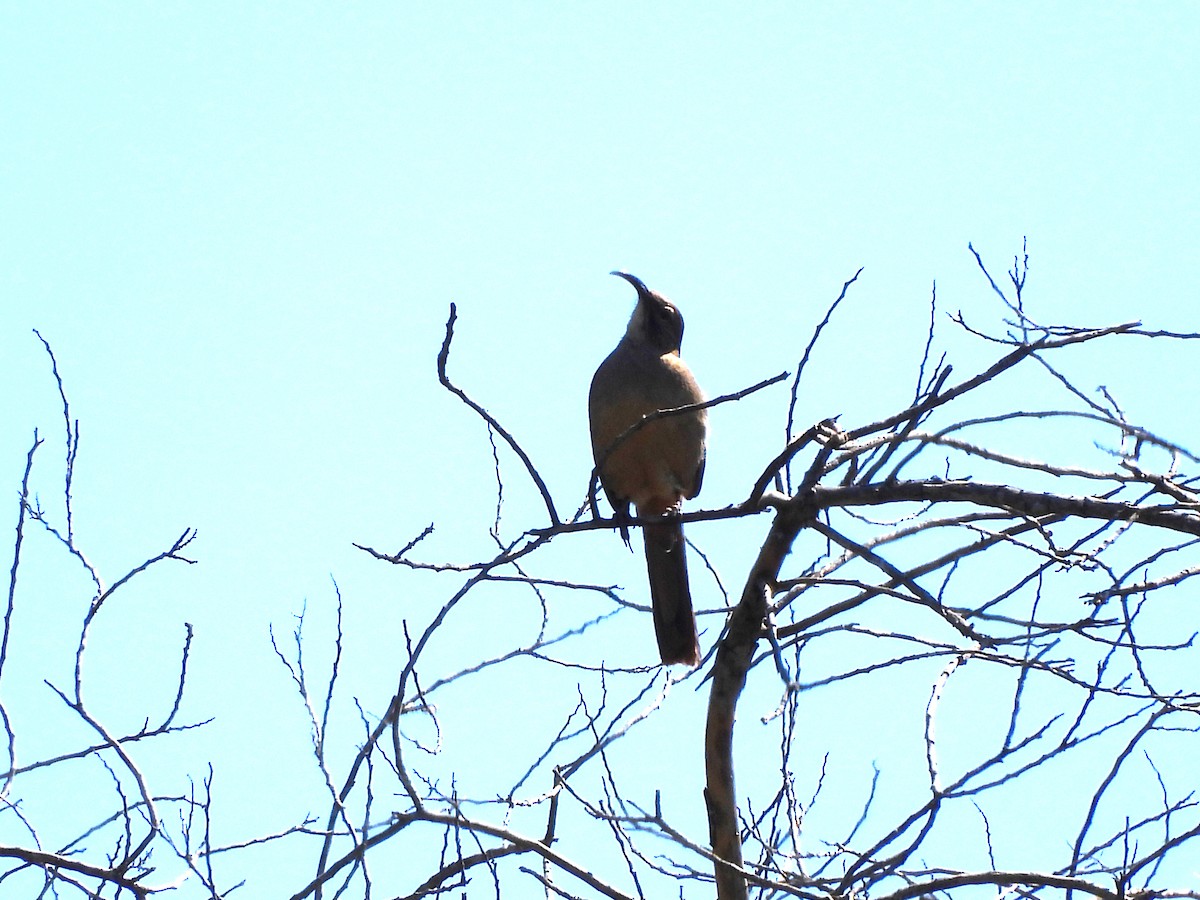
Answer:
0, 337, 312, 897
5, 245, 1200, 899
0, 335, 209, 896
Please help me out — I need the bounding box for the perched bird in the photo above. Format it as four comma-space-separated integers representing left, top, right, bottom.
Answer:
588, 272, 707, 666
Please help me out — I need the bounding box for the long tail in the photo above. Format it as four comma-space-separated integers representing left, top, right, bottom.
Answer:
643, 519, 700, 666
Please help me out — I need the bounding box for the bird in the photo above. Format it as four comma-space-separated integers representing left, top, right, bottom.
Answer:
588, 271, 707, 667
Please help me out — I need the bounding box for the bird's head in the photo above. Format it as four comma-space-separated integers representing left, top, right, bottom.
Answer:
611, 271, 685, 355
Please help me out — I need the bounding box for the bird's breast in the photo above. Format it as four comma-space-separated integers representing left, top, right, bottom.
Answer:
588, 345, 707, 513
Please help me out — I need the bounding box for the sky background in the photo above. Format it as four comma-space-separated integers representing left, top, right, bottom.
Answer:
2, 3, 1199, 896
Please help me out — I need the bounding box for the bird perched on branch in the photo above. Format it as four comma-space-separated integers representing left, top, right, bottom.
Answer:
588, 271, 707, 667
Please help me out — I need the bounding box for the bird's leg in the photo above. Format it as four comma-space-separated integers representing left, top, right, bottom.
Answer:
614, 501, 634, 550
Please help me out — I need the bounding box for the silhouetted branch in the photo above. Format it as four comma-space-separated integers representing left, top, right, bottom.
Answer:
438, 303, 562, 526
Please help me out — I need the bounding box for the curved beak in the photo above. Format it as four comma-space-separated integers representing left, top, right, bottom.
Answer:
610, 270, 650, 296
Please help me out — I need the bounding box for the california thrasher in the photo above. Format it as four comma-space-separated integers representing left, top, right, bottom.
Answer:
588, 271, 707, 666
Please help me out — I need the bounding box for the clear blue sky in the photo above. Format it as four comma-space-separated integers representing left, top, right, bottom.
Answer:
2, 4, 1198, 895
